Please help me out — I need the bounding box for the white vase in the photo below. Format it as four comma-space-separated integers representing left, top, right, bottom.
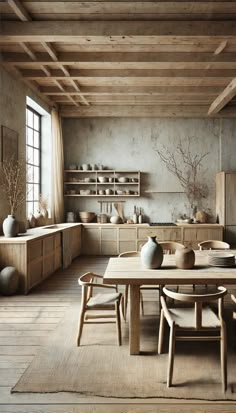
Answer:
141, 236, 163, 269
2, 215, 19, 237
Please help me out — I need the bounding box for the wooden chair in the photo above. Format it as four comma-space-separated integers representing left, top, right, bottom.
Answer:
77, 272, 123, 346
198, 240, 230, 250
158, 286, 228, 392
159, 241, 185, 254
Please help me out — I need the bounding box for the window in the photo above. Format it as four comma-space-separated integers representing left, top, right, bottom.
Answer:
26, 106, 41, 216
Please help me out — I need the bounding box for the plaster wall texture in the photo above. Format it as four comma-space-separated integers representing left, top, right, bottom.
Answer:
62, 117, 236, 223
0, 68, 51, 230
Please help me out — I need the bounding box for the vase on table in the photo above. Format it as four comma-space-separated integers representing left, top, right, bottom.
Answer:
2, 215, 19, 237
141, 236, 163, 269
175, 247, 195, 269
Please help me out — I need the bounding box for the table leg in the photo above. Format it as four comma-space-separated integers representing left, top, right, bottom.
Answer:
129, 284, 140, 355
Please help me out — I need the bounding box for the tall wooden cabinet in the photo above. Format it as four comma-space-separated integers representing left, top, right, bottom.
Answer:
216, 171, 236, 244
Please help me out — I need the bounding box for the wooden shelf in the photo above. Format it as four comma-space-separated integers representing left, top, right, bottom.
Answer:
64, 169, 140, 197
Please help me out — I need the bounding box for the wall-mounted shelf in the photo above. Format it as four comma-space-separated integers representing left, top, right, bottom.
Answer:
64, 170, 140, 197
144, 190, 185, 194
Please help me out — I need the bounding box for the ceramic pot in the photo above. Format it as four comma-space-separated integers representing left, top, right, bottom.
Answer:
141, 236, 163, 269
110, 216, 122, 224
2, 215, 19, 237
175, 247, 195, 269
0, 266, 19, 295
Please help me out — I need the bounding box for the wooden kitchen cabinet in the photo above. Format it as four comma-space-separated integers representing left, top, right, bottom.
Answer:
82, 226, 100, 255
216, 171, 236, 244
182, 225, 223, 249
101, 227, 118, 255
71, 225, 82, 259
118, 227, 137, 253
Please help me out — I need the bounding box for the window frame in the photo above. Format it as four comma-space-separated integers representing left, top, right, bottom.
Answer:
26, 105, 42, 216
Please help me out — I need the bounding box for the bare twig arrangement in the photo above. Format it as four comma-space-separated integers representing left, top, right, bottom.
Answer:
154, 138, 209, 210
0, 158, 26, 215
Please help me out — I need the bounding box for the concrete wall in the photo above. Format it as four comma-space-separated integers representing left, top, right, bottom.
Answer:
0, 67, 51, 230
62, 117, 236, 223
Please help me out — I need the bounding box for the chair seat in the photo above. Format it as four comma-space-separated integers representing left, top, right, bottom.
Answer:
168, 306, 221, 328
87, 292, 121, 307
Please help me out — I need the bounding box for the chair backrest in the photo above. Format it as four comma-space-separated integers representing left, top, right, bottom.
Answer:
198, 240, 230, 250
162, 286, 227, 328
159, 241, 185, 254
119, 251, 140, 257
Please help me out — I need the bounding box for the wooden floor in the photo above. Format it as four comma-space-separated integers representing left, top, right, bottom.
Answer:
1, 256, 236, 413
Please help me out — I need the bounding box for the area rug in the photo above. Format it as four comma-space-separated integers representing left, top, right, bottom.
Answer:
12, 301, 236, 400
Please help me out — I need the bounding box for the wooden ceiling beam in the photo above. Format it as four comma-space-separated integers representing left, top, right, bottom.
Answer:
60, 104, 236, 118
2, 21, 236, 42
7, 0, 32, 22
69, 79, 89, 106
40, 85, 224, 95
214, 40, 228, 55
41, 42, 58, 62
208, 78, 236, 115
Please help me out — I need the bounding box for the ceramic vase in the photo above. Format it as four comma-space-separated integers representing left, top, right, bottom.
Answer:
175, 247, 195, 269
141, 236, 163, 269
2, 215, 19, 237
0, 266, 19, 295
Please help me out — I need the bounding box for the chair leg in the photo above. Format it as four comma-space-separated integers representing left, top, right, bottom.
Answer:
115, 300, 122, 346
167, 323, 175, 387
140, 291, 144, 316
77, 308, 85, 346
158, 309, 165, 354
221, 321, 227, 392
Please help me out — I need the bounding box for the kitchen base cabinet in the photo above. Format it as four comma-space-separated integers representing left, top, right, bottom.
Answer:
71, 225, 82, 259
82, 227, 100, 255
182, 225, 223, 249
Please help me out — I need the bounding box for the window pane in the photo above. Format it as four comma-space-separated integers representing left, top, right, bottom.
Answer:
27, 109, 33, 128
34, 114, 39, 131
34, 131, 39, 148
27, 127, 33, 146
34, 166, 39, 184
27, 184, 34, 201
34, 184, 39, 202
27, 201, 34, 216
34, 149, 39, 166
27, 164, 34, 183
27, 146, 34, 164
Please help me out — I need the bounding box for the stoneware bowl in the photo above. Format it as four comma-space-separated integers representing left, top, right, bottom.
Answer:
98, 176, 108, 183
79, 211, 96, 223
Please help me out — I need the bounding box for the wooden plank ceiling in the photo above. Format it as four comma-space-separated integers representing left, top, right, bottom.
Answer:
1, 0, 236, 117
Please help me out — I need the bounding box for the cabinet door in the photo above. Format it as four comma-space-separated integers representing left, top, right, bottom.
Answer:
101, 228, 118, 255
71, 226, 81, 259
138, 227, 181, 242
28, 260, 43, 289
118, 227, 137, 254
82, 227, 100, 255
226, 174, 236, 225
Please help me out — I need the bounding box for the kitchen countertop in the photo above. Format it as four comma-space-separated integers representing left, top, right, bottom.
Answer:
0, 222, 223, 243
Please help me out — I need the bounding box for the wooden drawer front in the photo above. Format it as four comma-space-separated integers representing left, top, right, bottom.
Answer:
101, 228, 117, 241
82, 241, 100, 255
183, 229, 197, 242
138, 228, 181, 241
29, 260, 43, 288
43, 255, 55, 277
119, 228, 136, 241
55, 232, 61, 248
28, 240, 43, 261
83, 228, 100, 241
43, 236, 54, 255
119, 241, 136, 254
101, 241, 118, 256
197, 228, 222, 241
55, 248, 62, 270
71, 227, 81, 258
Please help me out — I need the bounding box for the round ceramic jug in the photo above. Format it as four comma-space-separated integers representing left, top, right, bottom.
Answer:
141, 236, 163, 269
0, 266, 19, 295
175, 247, 195, 269
2, 215, 19, 237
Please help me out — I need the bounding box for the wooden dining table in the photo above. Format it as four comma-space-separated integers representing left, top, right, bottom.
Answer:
103, 250, 236, 355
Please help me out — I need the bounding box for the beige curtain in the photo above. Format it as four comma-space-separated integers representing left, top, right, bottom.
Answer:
51, 108, 64, 223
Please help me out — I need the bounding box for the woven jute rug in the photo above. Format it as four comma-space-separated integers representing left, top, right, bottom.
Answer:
12, 301, 236, 400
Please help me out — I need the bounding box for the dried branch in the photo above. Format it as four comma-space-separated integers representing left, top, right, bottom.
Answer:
154, 138, 209, 209
0, 158, 27, 215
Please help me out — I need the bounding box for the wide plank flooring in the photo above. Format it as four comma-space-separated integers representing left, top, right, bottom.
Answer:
0, 256, 236, 413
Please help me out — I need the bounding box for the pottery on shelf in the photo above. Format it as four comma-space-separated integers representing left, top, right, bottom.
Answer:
175, 247, 195, 269
141, 236, 163, 269
2, 215, 19, 237
110, 216, 122, 224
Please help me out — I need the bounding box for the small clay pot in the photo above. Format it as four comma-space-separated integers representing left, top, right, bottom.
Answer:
175, 247, 195, 269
